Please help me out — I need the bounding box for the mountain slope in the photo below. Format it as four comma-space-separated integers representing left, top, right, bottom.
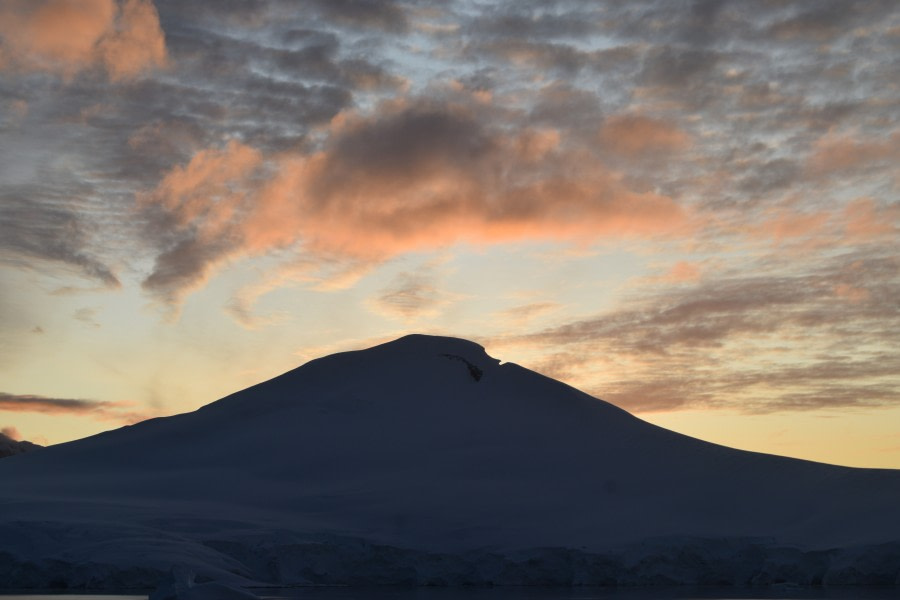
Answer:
1, 334, 899, 588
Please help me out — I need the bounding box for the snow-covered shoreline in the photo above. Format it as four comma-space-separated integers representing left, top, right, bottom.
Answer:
3, 534, 900, 590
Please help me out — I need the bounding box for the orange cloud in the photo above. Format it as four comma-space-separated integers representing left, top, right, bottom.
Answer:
663, 261, 702, 283
757, 208, 831, 242
98, 0, 167, 80
141, 100, 688, 304
0, 0, 166, 80
1, 426, 21, 441
597, 114, 691, 158
807, 132, 900, 175
139, 141, 265, 304
843, 197, 900, 238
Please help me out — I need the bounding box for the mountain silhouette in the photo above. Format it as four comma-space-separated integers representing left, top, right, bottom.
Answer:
1, 335, 898, 588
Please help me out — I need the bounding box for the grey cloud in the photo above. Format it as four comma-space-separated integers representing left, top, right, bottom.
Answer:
468, 9, 601, 39
141, 237, 235, 306
325, 106, 494, 181
639, 47, 721, 88
537, 254, 899, 354
736, 158, 801, 195
593, 378, 712, 414
281, 28, 337, 47
155, 0, 278, 28
307, 0, 409, 33
528, 83, 608, 130
0, 190, 119, 288
600, 376, 900, 415
766, 1, 897, 42
472, 40, 604, 75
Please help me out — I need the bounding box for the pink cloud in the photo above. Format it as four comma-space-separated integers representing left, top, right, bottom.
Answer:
0, 0, 166, 80
142, 100, 689, 304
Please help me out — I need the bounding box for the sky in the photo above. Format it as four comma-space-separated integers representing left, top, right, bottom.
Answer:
0, 0, 898, 468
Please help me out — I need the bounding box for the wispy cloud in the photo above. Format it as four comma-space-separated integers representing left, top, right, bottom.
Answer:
368, 262, 461, 322
0, 392, 153, 424
496, 249, 900, 415
494, 302, 561, 326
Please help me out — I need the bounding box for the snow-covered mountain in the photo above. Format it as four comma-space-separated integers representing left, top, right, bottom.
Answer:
1, 335, 899, 589
0, 432, 41, 459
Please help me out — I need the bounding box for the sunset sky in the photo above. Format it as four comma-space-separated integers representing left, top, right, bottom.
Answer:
1, 0, 898, 468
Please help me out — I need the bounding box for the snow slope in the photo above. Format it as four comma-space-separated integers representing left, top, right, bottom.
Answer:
1, 334, 899, 588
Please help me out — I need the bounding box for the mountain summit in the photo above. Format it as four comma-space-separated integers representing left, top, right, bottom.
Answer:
1, 335, 899, 588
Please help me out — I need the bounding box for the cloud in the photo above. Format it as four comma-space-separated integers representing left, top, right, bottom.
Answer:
473, 39, 604, 75
370, 272, 443, 321
495, 302, 561, 325
765, 2, 895, 42
843, 197, 900, 238
0, 392, 111, 414
140, 99, 687, 305
0, 392, 151, 424
660, 261, 702, 283
307, 0, 409, 33
639, 46, 721, 89
1, 426, 21, 441
368, 263, 460, 322
467, 9, 600, 39
597, 114, 691, 158
0, 192, 121, 288
74, 307, 102, 328
98, 0, 168, 80
496, 249, 900, 415
807, 132, 900, 176
225, 256, 376, 328
139, 140, 266, 305
0, 0, 166, 80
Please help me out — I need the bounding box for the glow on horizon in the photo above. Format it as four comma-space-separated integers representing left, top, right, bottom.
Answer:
1, 1, 898, 468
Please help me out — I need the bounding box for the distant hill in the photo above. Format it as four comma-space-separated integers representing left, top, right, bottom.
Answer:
0, 432, 41, 459
0, 335, 898, 589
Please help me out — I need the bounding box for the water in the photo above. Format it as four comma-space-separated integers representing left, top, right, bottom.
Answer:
2, 588, 899, 600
